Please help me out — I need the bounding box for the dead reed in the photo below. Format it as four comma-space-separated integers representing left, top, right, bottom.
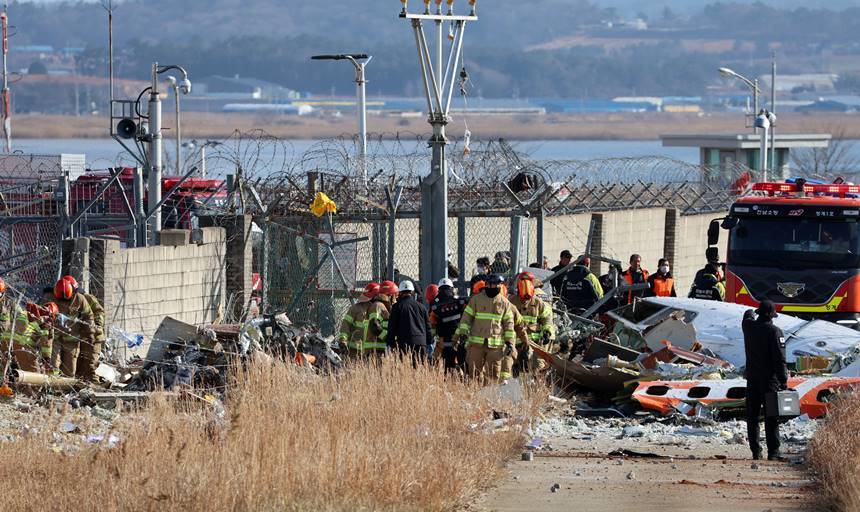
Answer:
0, 356, 541, 511
808, 391, 860, 512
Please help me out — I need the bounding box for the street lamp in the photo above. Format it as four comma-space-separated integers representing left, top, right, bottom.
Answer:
166, 76, 182, 178
148, 62, 191, 242
311, 53, 372, 183
719, 67, 761, 133
182, 139, 222, 178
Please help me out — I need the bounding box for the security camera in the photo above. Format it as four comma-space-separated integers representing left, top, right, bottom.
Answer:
180, 78, 192, 95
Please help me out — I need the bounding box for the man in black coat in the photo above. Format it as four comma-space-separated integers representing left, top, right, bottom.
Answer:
387, 280, 433, 365
742, 300, 789, 461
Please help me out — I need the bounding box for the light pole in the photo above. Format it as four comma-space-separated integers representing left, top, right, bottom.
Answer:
148, 62, 191, 242
183, 139, 221, 178
311, 53, 371, 184
755, 110, 771, 180
719, 67, 761, 134
400, 0, 477, 284
166, 76, 182, 177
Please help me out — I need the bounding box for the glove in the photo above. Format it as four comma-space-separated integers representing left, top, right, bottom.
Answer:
558, 340, 570, 354
503, 342, 514, 356
457, 334, 469, 349
542, 332, 552, 346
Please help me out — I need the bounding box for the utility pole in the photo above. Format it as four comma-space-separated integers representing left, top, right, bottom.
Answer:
102, 0, 114, 122
400, 0, 477, 285
770, 54, 777, 176
1, 2, 11, 152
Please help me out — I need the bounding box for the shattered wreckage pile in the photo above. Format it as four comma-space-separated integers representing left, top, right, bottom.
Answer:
531, 297, 860, 451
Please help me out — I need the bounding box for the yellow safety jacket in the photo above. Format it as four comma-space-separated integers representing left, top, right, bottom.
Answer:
0, 298, 30, 346
339, 300, 387, 352
82, 293, 106, 343
509, 295, 555, 344
455, 292, 516, 348
23, 319, 53, 358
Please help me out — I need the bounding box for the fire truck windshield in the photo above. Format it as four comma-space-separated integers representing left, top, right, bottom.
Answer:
730, 217, 860, 269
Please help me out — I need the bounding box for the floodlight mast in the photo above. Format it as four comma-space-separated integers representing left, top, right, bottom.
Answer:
400, 0, 477, 285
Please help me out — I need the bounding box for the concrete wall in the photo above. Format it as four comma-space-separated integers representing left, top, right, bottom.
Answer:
673, 211, 729, 293
599, 208, 667, 276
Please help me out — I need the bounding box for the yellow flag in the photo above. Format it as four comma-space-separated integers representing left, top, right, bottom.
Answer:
310, 191, 337, 218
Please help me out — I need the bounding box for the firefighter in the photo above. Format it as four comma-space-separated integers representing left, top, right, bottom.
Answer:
63, 276, 107, 382
510, 274, 556, 374
455, 274, 516, 384
621, 254, 649, 304
689, 263, 725, 301
742, 300, 788, 461
0, 278, 34, 378
338, 283, 386, 358
429, 278, 468, 372
558, 257, 604, 314
52, 277, 94, 378
14, 303, 54, 373
647, 258, 677, 298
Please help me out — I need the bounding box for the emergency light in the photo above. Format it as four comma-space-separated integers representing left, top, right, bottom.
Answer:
752, 182, 860, 198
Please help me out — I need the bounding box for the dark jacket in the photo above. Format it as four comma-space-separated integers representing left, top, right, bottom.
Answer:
387, 293, 433, 348
689, 273, 725, 301
429, 288, 467, 344
742, 311, 789, 390
558, 265, 603, 311
550, 263, 568, 294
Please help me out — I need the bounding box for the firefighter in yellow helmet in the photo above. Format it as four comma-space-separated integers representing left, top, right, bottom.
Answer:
455, 274, 517, 384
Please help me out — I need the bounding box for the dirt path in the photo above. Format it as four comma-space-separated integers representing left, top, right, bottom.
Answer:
474, 423, 823, 512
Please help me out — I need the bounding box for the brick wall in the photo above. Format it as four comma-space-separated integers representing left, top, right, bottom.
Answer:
88, 227, 227, 357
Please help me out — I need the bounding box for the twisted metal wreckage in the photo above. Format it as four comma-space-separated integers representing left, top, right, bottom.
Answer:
0, 132, 856, 423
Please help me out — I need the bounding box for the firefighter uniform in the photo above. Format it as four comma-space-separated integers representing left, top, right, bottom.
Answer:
429, 288, 468, 372
500, 302, 521, 380
455, 290, 517, 384
0, 300, 35, 374
338, 300, 387, 358
77, 292, 106, 381
511, 294, 556, 373
53, 292, 94, 378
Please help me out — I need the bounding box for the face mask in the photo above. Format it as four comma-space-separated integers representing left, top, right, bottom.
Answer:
485, 287, 500, 298
659, 265, 670, 274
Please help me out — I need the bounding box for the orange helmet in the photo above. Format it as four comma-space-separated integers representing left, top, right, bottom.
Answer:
43, 302, 59, 317
517, 279, 535, 300
380, 280, 398, 296
54, 279, 75, 300
62, 275, 78, 290
363, 282, 381, 298
472, 279, 486, 295
425, 284, 439, 303
517, 271, 535, 282
0, 277, 6, 294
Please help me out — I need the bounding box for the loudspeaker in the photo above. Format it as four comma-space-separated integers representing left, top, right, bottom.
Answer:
116, 118, 137, 140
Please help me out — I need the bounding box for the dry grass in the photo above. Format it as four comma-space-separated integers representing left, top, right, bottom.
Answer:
808, 391, 860, 511
12, 111, 860, 140
0, 357, 542, 511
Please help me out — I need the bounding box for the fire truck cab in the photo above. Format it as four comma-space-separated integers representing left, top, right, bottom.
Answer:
711, 180, 860, 329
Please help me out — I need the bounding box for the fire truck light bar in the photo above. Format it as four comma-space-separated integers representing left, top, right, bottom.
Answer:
752, 182, 860, 197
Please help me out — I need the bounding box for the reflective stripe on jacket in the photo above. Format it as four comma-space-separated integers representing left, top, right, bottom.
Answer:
455, 292, 516, 348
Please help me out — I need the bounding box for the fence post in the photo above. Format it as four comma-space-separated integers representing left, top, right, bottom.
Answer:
457, 216, 466, 292
589, 213, 604, 276
536, 207, 545, 268
510, 214, 523, 275
664, 208, 679, 271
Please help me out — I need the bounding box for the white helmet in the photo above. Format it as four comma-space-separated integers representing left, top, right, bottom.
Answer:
438, 278, 454, 288
398, 280, 415, 293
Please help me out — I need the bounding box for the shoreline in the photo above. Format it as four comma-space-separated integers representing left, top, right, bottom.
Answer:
9, 112, 860, 140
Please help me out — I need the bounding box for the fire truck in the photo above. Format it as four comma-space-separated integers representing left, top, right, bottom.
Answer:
710, 179, 860, 328
71, 168, 228, 229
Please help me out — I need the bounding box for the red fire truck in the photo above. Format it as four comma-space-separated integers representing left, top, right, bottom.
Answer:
711, 180, 860, 328
71, 168, 228, 229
